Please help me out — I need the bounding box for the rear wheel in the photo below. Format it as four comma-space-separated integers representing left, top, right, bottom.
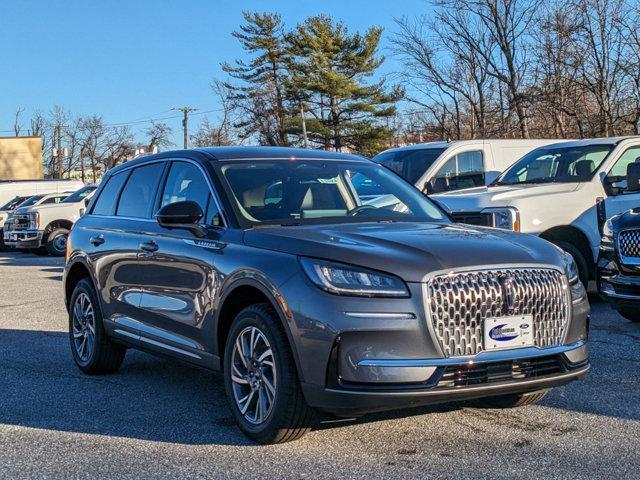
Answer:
477, 390, 549, 408
69, 278, 126, 374
551, 240, 589, 287
223, 303, 316, 444
617, 308, 640, 323
46, 228, 69, 256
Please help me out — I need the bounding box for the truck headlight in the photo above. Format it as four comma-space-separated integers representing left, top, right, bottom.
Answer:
562, 251, 586, 303
481, 207, 520, 231
29, 212, 40, 229
600, 219, 614, 252
299, 257, 409, 297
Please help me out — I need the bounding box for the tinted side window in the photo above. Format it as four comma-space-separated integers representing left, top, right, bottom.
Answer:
117, 164, 164, 218
608, 146, 640, 178
92, 171, 129, 216
160, 162, 211, 217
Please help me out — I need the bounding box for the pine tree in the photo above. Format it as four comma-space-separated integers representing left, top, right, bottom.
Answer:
222, 11, 290, 145
285, 15, 402, 156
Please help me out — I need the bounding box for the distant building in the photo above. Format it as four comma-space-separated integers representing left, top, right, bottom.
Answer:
0, 136, 44, 180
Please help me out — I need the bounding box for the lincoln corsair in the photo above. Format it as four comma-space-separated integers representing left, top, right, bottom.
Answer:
64, 147, 590, 443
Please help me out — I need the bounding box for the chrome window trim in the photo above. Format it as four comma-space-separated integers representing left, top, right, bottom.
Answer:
88, 157, 230, 229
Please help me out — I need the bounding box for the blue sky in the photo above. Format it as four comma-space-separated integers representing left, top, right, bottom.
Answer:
1, 0, 430, 145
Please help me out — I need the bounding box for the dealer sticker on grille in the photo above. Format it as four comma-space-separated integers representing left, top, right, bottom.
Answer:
483, 315, 534, 351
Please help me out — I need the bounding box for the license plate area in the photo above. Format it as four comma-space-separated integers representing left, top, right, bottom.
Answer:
483, 315, 534, 351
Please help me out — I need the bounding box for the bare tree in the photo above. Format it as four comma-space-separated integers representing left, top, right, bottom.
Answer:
144, 121, 173, 152
13, 108, 24, 136
192, 80, 237, 147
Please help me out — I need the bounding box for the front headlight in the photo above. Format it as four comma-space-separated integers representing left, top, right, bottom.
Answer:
481, 207, 520, 231
29, 212, 40, 229
299, 257, 409, 297
562, 251, 586, 303
600, 219, 614, 252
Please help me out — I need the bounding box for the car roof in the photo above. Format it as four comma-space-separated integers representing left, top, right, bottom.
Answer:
108, 146, 369, 175
536, 136, 638, 149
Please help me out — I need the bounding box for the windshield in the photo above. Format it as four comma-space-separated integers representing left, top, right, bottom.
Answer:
372, 147, 447, 184
17, 195, 44, 208
216, 160, 448, 227
494, 144, 614, 186
1, 196, 29, 211
63, 186, 96, 203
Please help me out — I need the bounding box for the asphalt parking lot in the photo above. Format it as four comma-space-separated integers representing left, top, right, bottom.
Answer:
0, 251, 638, 479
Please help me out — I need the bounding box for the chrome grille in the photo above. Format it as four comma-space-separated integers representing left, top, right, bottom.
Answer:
13, 214, 30, 230
618, 229, 640, 258
426, 268, 569, 357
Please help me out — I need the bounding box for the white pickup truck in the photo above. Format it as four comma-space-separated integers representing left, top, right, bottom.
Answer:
432, 137, 640, 285
10, 185, 97, 256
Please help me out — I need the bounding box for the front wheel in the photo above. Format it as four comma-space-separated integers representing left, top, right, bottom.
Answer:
46, 228, 69, 256
223, 303, 316, 444
69, 278, 126, 374
617, 308, 640, 323
477, 390, 549, 408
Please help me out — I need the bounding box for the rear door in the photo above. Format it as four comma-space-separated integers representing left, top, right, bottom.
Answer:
87, 162, 166, 339
135, 160, 224, 366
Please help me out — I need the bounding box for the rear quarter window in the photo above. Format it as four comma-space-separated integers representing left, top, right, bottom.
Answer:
92, 171, 130, 216
116, 163, 165, 218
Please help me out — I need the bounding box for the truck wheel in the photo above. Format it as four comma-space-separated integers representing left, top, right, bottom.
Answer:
552, 240, 589, 287
477, 390, 549, 408
223, 303, 316, 444
46, 228, 69, 256
69, 278, 126, 374
617, 308, 640, 323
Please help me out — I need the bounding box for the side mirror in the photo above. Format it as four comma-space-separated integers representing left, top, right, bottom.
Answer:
156, 201, 206, 237
627, 163, 640, 192
604, 175, 625, 196
84, 197, 91, 207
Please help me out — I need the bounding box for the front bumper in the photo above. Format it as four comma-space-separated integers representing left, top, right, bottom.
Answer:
11, 230, 44, 249
302, 340, 589, 415
277, 268, 590, 416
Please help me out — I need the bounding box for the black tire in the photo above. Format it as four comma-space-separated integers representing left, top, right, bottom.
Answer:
69, 278, 126, 374
477, 390, 549, 408
223, 303, 316, 444
0, 230, 6, 251
46, 228, 69, 256
551, 240, 589, 287
617, 308, 640, 323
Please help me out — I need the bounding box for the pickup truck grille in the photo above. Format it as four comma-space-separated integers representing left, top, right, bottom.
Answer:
12, 214, 30, 230
450, 211, 492, 227
426, 268, 569, 357
618, 229, 640, 258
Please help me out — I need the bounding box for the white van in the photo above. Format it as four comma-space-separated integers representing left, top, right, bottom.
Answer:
372, 139, 563, 195
0, 179, 85, 207
431, 136, 640, 285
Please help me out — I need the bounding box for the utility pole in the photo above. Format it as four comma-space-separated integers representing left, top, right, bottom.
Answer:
55, 124, 63, 179
172, 107, 197, 149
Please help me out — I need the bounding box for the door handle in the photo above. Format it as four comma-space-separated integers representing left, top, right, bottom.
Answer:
139, 240, 158, 253
90, 235, 105, 246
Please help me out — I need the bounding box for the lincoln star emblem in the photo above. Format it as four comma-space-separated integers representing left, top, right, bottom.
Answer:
501, 276, 516, 313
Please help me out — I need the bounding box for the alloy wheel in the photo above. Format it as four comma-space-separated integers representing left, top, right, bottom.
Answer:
72, 292, 96, 362
53, 234, 67, 254
230, 326, 277, 425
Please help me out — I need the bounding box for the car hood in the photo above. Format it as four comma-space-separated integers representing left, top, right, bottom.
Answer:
243, 222, 564, 282
432, 183, 580, 212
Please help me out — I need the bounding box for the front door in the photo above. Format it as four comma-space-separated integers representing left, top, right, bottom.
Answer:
135, 160, 225, 367
603, 145, 640, 219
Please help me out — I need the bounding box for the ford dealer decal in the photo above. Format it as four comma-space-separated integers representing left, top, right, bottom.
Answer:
489, 324, 519, 342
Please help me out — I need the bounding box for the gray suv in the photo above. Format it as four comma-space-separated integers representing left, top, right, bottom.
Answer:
64, 147, 590, 443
